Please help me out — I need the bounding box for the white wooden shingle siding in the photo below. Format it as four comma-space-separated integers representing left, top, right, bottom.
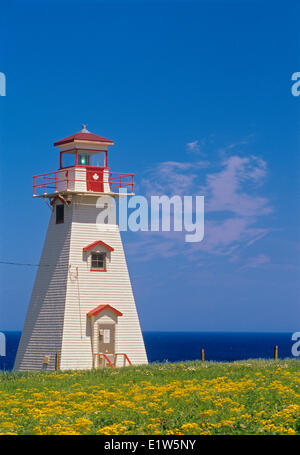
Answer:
14, 194, 148, 371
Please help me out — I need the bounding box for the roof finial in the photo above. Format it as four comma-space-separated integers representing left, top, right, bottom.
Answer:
81, 124, 89, 133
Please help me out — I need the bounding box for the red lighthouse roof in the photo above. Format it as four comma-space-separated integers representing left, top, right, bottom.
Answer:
54, 125, 114, 147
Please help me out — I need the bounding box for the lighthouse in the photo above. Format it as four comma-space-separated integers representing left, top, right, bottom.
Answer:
14, 126, 148, 371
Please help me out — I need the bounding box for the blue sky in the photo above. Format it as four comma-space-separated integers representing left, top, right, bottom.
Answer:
0, 0, 299, 331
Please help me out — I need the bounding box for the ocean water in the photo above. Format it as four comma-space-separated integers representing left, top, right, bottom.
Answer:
0, 331, 296, 371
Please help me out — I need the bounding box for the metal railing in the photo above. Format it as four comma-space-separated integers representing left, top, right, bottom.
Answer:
109, 172, 134, 193
33, 167, 134, 196
93, 352, 133, 368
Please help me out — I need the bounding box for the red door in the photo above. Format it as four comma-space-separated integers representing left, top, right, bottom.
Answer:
86, 167, 104, 192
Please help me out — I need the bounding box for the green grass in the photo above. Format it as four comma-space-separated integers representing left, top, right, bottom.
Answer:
0, 359, 299, 435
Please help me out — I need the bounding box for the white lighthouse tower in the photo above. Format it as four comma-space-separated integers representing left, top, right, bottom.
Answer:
14, 126, 148, 371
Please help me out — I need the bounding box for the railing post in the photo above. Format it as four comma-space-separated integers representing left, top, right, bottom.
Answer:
44, 176, 47, 194
55, 171, 58, 192
33, 176, 36, 196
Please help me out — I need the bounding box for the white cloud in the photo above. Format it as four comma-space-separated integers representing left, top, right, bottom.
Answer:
240, 254, 271, 269
130, 143, 273, 265
140, 160, 208, 196
203, 155, 271, 217
186, 140, 201, 154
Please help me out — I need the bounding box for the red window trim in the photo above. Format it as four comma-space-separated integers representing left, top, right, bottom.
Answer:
90, 268, 107, 272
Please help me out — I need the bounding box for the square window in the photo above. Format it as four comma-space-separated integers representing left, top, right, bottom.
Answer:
91, 252, 106, 270
56, 204, 64, 224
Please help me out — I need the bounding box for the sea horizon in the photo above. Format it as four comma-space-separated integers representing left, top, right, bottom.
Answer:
0, 330, 297, 371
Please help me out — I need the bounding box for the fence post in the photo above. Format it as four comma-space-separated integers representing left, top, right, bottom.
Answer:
55, 352, 59, 370
201, 349, 205, 362
274, 345, 278, 360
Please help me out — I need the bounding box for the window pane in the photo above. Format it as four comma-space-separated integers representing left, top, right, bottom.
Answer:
90, 153, 105, 167
62, 153, 76, 168
56, 204, 64, 224
91, 253, 106, 269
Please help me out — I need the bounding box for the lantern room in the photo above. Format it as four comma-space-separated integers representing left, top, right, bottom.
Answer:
33, 126, 135, 196
54, 125, 114, 169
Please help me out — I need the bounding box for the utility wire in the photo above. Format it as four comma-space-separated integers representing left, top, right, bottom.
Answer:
0, 260, 41, 267
0, 261, 66, 268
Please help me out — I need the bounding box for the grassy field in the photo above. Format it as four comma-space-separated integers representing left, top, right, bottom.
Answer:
0, 359, 299, 435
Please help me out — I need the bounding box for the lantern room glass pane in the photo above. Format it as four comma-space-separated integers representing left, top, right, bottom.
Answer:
78, 154, 90, 165
90, 153, 106, 167
61, 152, 76, 168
